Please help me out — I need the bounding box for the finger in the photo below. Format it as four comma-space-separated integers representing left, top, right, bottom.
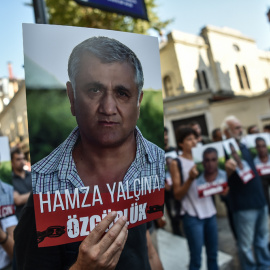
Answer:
83, 211, 118, 245
103, 222, 128, 266
98, 216, 127, 254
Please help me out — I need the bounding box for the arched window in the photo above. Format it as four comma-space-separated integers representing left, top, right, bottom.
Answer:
163, 75, 174, 97
235, 65, 244, 89
242, 66, 250, 89
202, 70, 209, 89
196, 70, 202, 91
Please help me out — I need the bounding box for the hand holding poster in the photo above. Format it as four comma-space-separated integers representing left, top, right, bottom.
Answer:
223, 138, 254, 183
23, 24, 165, 247
245, 133, 270, 176
192, 142, 227, 198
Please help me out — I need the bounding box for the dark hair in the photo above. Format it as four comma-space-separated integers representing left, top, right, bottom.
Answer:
264, 124, 270, 130
203, 147, 218, 159
176, 126, 198, 144
164, 127, 168, 133
68, 36, 144, 101
11, 148, 23, 161
189, 121, 199, 127
212, 128, 220, 139
255, 137, 266, 145
247, 125, 257, 134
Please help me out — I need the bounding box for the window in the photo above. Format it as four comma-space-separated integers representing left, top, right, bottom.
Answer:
233, 44, 240, 52
196, 70, 202, 90
202, 71, 209, 89
235, 65, 244, 89
163, 75, 174, 97
242, 66, 250, 89
196, 70, 209, 91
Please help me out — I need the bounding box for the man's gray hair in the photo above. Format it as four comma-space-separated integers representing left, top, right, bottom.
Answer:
220, 115, 240, 134
68, 36, 144, 101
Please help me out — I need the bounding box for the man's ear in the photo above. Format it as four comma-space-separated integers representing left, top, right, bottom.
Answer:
138, 91, 144, 106
67, 82, 75, 116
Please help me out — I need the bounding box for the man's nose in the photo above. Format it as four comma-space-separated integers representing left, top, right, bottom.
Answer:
98, 92, 117, 115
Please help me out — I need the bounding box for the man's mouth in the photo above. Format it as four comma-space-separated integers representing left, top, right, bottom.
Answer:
98, 120, 119, 126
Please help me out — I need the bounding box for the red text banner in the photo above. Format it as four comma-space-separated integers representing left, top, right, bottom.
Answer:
34, 188, 164, 247
0, 205, 15, 219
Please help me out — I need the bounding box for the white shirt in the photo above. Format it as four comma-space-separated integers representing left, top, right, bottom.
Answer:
179, 156, 216, 219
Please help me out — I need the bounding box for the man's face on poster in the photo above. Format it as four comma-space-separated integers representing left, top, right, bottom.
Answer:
67, 53, 143, 147
256, 139, 268, 158
203, 151, 218, 175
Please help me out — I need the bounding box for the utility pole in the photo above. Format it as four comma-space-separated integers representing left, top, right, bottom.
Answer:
32, 0, 48, 24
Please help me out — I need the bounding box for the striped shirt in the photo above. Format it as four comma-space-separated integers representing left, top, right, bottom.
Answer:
32, 126, 165, 194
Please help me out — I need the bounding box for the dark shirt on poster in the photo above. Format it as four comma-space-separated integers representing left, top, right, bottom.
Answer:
14, 193, 151, 270
12, 171, 32, 219
228, 143, 266, 212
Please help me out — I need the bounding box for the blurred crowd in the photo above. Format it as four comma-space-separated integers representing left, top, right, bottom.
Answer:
0, 148, 31, 270
164, 117, 270, 270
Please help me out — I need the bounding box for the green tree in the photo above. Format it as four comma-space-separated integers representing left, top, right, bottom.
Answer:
45, 0, 171, 34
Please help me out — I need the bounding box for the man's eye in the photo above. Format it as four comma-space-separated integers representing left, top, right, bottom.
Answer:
118, 90, 128, 97
89, 88, 100, 93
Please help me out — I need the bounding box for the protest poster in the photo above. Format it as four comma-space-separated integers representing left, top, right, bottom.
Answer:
0, 136, 15, 219
23, 24, 165, 247
223, 138, 254, 183
245, 133, 270, 176
192, 142, 227, 198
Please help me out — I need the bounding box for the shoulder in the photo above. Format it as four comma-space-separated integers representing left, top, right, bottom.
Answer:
218, 169, 226, 176
135, 127, 165, 163
0, 181, 14, 193
32, 127, 79, 175
196, 173, 205, 183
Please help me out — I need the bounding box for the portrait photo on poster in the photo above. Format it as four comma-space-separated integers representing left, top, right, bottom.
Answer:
22, 24, 165, 247
223, 138, 254, 184
191, 142, 227, 198
245, 133, 270, 176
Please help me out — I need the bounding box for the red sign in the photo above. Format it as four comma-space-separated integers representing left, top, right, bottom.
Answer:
34, 188, 164, 247
0, 205, 15, 219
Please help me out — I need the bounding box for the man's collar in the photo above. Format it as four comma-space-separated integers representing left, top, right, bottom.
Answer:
32, 126, 157, 176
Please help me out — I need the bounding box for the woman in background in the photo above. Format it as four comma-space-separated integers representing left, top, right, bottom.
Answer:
170, 126, 219, 270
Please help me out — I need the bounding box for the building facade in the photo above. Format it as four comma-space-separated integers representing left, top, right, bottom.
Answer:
161, 25, 270, 146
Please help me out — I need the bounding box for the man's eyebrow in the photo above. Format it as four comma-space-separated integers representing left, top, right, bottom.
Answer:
115, 85, 131, 91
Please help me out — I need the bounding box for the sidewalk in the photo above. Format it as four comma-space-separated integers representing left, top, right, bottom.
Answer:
151, 215, 240, 269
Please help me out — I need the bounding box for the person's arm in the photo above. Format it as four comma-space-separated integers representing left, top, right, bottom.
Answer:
169, 160, 198, 200
70, 211, 128, 270
146, 230, 163, 270
0, 225, 16, 259
13, 191, 31, 206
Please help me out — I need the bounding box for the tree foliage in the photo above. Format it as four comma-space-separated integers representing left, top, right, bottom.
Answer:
45, 0, 171, 34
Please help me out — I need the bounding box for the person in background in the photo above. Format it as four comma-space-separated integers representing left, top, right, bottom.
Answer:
211, 128, 222, 142
189, 121, 211, 145
0, 153, 17, 270
247, 125, 260, 135
222, 115, 270, 270
11, 148, 31, 220
263, 124, 270, 133
254, 137, 270, 214
170, 126, 219, 270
